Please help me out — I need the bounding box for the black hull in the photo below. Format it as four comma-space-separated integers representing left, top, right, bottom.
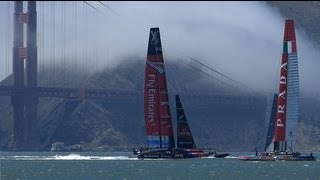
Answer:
136, 148, 213, 159
214, 153, 229, 158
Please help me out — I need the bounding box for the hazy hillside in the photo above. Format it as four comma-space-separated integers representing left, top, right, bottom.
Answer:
1, 58, 320, 152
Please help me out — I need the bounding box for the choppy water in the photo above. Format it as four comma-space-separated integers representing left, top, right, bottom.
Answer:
0, 152, 319, 180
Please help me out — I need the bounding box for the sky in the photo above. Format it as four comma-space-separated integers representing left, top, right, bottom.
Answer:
0, 1, 319, 96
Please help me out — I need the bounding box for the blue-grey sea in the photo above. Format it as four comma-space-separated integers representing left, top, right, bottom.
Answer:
1, 151, 319, 180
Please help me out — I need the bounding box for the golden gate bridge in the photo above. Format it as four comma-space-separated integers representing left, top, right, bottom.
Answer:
0, 1, 267, 151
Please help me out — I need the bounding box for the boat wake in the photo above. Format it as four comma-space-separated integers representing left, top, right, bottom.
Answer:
203, 155, 236, 159
0, 153, 139, 161
224, 156, 238, 159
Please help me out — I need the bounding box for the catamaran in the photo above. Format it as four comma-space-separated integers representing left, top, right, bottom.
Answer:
134, 27, 228, 159
239, 20, 316, 161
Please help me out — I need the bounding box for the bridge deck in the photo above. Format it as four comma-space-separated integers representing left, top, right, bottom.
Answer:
0, 85, 266, 105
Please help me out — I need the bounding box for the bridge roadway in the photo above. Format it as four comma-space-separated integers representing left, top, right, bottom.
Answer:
0, 85, 266, 105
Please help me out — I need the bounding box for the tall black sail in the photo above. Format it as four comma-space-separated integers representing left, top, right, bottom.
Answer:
176, 94, 196, 149
265, 94, 278, 152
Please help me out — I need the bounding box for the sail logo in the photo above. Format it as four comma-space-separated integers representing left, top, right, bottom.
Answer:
178, 131, 191, 136
278, 90, 286, 100
276, 59, 288, 128
147, 61, 165, 74
179, 115, 185, 120
150, 30, 159, 46
280, 62, 287, 71
178, 127, 191, 136
147, 74, 156, 123
283, 41, 295, 53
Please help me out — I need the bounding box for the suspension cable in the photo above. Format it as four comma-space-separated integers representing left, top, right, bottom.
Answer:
62, 1, 66, 82
81, 2, 84, 81
75, 1, 78, 75
85, 1, 88, 79
5, 1, 9, 81
50, 2, 54, 86
171, 48, 261, 94
98, 1, 120, 16
53, 2, 56, 86
83, 1, 108, 16
73, 1, 76, 75
96, 1, 99, 73
165, 52, 238, 94
41, 1, 45, 86
179, 59, 238, 91
38, 1, 42, 85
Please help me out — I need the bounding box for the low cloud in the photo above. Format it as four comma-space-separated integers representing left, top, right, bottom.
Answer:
0, 1, 319, 96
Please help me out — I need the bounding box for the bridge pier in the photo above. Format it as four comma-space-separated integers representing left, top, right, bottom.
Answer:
25, 1, 39, 151
11, 1, 25, 151
10, 1, 39, 151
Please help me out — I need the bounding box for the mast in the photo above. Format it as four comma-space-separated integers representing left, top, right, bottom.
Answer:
144, 28, 175, 149
273, 20, 297, 152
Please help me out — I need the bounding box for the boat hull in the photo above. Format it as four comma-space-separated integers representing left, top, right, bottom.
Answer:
214, 153, 230, 158
239, 152, 316, 161
136, 148, 213, 159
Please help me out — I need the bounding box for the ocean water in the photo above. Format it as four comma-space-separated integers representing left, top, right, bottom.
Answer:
1, 152, 319, 180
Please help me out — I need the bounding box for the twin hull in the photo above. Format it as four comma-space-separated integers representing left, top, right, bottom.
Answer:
137, 148, 213, 159
239, 152, 315, 161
